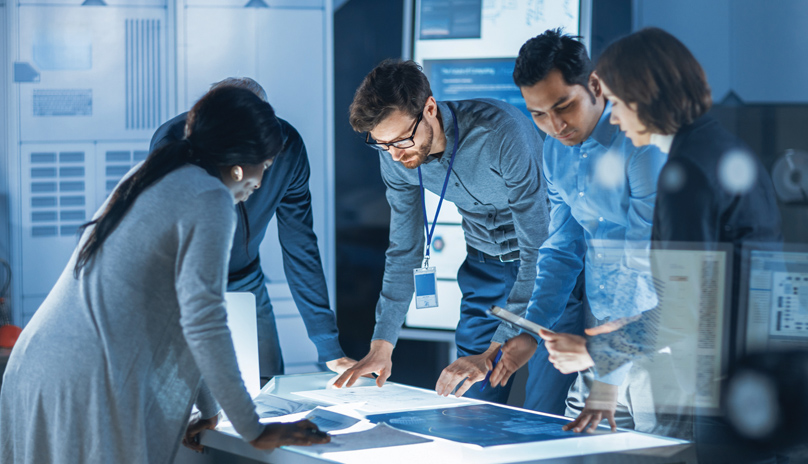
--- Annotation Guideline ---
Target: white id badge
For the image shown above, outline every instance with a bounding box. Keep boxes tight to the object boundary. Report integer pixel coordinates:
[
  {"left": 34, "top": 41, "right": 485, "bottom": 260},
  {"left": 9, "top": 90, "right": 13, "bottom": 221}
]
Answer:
[{"left": 413, "top": 267, "right": 438, "bottom": 309}]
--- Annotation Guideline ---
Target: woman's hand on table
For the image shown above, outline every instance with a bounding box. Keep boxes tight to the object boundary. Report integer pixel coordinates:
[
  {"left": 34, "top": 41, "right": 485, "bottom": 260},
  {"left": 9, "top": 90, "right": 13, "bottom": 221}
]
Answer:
[{"left": 250, "top": 419, "right": 330, "bottom": 450}]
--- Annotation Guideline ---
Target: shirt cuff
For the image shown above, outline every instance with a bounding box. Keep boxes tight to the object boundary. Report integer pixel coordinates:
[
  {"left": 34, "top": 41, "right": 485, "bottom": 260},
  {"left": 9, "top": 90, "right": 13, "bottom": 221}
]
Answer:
[
  {"left": 371, "top": 321, "right": 401, "bottom": 347},
  {"left": 195, "top": 380, "right": 220, "bottom": 419},
  {"left": 315, "top": 336, "right": 346, "bottom": 363}
]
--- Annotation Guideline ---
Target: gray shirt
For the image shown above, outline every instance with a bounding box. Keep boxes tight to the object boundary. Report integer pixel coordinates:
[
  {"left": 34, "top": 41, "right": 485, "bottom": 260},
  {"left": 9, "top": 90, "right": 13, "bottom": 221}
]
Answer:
[
  {"left": 372, "top": 99, "right": 549, "bottom": 345},
  {"left": 0, "top": 165, "right": 262, "bottom": 464}
]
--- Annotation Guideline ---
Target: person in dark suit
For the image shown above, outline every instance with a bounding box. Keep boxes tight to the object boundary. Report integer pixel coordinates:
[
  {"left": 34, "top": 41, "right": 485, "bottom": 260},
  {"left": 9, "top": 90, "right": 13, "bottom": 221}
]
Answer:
[{"left": 151, "top": 78, "right": 355, "bottom": 385}]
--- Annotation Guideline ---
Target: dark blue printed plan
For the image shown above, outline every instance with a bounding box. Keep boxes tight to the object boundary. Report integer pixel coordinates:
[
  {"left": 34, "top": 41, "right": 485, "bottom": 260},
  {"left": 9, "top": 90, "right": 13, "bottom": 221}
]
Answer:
[{"left": 367, "top": 404, "right": 613, "bottom": 447}]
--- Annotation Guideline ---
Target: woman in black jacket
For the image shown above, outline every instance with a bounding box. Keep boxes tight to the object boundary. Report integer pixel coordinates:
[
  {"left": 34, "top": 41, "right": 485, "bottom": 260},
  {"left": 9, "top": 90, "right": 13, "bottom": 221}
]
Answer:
[
  {"left": 592, "top": 27, "right": 784, "bottom": 463},
  {"left": 596, "top": 27, "right": 781, "bottom": 250}
]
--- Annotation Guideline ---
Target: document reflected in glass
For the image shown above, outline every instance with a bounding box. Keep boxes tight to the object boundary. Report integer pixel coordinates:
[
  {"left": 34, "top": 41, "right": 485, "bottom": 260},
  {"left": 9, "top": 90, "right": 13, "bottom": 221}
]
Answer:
[{"left": 640, "top": 247, "right": 730, "bottom": 414}]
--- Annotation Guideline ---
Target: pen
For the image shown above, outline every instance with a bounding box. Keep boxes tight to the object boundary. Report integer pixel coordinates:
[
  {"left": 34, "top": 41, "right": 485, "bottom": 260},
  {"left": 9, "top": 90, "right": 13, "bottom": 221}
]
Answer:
[{"left": 479, "top": 348, "right": 503, "bottom": 392}]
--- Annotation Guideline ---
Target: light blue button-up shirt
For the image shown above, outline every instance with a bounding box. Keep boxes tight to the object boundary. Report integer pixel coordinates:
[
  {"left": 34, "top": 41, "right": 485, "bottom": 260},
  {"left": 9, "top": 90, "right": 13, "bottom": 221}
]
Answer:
[{"left": 524, "top": 103, "right": 667, "bottom": 384}]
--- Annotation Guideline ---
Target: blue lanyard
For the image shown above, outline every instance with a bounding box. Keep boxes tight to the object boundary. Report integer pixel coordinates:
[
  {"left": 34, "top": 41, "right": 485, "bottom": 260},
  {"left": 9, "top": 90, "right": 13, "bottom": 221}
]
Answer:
[{"left": 418, "top": 107, "right": 459, "bottom": 267}]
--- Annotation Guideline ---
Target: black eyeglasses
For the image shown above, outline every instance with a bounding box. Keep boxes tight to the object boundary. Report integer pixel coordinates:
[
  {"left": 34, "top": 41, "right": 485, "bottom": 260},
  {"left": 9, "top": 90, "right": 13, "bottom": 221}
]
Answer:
[{"left": 365, "top": 112, "right": 423, "bottom": 151}]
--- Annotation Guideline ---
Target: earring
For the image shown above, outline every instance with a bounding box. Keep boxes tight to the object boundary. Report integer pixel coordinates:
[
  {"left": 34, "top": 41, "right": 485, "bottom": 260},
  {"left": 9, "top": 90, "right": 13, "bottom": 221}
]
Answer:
[{"left": 231, "top": 166, "right": 243, "bottom": 182}]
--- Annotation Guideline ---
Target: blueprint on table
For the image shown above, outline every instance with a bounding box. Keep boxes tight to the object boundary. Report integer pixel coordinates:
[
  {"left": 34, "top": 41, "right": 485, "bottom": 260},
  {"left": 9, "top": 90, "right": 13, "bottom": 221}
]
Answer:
[{"left": 367, "top": 404, "right": 614, "bottom": 447}]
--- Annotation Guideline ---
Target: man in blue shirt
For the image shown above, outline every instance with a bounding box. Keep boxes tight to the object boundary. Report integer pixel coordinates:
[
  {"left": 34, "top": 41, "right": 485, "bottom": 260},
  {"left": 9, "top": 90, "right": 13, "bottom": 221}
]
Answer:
[
  {"left": 487, "top": 30, "right": 667, "bottom": 432},
  {"left": 150, "top": 78, "right": 354, "bottom": 384},
  {"left": 333, "top": 59, "right": 561, "bottom": 406}
]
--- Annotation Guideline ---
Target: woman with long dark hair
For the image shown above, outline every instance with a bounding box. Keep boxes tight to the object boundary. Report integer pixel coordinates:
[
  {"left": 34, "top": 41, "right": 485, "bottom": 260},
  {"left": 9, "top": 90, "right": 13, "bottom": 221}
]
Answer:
[{"left": 0, "top": 86, "right": 329, "bottom": 464}]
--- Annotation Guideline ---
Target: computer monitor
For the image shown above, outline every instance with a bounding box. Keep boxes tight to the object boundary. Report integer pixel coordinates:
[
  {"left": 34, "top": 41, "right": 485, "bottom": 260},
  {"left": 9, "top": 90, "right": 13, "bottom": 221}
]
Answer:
[
  {"left": 739, "top": 243, "right": 808, "bottom": 356},
  {"left": 224, "top": 292, "right": 260, "bottom": 399}
]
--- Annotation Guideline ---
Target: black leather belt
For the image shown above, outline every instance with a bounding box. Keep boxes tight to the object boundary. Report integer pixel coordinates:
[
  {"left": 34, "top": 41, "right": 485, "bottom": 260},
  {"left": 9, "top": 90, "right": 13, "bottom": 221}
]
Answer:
[{"left": 467, "top": 245, "right": 520, "bottom": 263}]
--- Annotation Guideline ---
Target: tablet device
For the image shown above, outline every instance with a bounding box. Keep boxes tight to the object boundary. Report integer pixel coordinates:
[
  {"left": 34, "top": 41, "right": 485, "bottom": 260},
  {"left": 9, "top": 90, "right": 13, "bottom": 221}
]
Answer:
[{"left": 488, "top": 305, "right": 555, "bottom": 336}]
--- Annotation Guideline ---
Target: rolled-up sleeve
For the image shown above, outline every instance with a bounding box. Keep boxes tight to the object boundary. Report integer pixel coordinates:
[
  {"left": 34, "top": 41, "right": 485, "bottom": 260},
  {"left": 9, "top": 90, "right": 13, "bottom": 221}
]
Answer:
[{"left": 524, "top": 167, "right": 587, "bottom": 333}]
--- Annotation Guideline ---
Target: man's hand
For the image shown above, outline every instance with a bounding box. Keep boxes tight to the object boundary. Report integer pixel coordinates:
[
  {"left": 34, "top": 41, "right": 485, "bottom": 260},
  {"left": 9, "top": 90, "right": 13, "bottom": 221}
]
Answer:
[
  {"left": 182, "top": 413, "right": 218, "bottom": 452},
  {"left": 332, "top": 340, "right": 394, "bottom": 388},
  {"left": 489, "top": 333, "right": 537, "bottom": 388},
  {"left": 250, "top": 419, "right": 331, "bottom": 450},
  {"left": 539, "top": 330, "right": 594, "bottom": 374},
  {"left": 435, "top": 343, "right": 500, "bottom": 397},
  {"left": 325, "top": 356, "right": 358, "bottom": 375},
  {"left": 562, "top": 381, "right": 618, "bottom": 433}
]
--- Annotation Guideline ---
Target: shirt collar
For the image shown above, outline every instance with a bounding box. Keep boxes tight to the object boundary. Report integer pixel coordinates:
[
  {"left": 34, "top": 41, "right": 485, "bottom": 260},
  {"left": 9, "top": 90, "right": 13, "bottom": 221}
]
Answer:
[
  {"left": 586, "top": 101, "right": 619, "bottom": 148},
  {"left": 650, "top": 133, "right": 675, "bottom": 154}
]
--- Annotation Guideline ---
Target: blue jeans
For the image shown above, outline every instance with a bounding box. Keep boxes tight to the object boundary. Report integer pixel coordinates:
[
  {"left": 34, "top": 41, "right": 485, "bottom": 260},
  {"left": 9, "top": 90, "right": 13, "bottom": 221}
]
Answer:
[
  {"left": 227, "top": 268, "right": 284, "bottom": 382},
  {"left": 455, "top": 250, "right": 584, "bottom": 411},
  {"left": 454, "top": 250, "right": 520, "bottom": 404}
]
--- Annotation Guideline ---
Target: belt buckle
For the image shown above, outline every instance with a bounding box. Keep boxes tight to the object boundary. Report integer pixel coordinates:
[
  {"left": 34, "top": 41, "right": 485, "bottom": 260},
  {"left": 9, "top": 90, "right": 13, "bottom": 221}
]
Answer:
[{"left": 498, "top": 251, "right": 519, "bottom": 263}]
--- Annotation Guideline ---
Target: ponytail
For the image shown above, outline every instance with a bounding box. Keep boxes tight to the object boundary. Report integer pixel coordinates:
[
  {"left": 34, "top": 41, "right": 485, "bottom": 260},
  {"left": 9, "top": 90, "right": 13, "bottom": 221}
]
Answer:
[{"left": 72, "top": 86, "right": 282, "bottom": 278}]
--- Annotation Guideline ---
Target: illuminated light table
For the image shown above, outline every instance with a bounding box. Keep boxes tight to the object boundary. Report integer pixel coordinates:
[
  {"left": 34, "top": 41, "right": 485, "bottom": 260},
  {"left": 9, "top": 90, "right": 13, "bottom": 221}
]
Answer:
[{"left": 189, "top": 372, "right": 695, "bottom": 464}]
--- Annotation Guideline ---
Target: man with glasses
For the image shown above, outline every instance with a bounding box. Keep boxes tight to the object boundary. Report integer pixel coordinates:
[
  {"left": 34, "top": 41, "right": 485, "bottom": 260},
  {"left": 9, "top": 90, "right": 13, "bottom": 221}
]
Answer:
[{"left": 334, "top": 59, "right": 568, "bottom": 407}]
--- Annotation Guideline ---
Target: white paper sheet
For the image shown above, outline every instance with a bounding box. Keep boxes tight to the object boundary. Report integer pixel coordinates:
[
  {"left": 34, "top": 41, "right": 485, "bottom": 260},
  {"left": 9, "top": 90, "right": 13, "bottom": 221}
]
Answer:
[
  {"left": 305, "top": 407, "right": 362, "bottom": 432},
  {"left": 293, "top": 384, "right": 472, "bottom": 413},
  {"left": 253, "top": 393, "right": 309, "bottom": 419},
  {"left": 288, "top": 423, "right": 432, "bottom": 455}
]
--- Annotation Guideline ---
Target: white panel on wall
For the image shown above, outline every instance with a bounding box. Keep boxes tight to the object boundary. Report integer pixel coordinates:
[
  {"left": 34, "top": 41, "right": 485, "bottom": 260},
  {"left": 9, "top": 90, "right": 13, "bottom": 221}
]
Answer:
[
  {"left": 428, "top": 224, "right": 465, "bottom": 279},
  {"left": 256, "top": 8, "right": 328, "bottom": 279},
  {"left": 424, "top": 188, "right": 462, "bottom": 224},
  {"left": 21, "top": 295, "right": 45, "bottom": 327},
  {"left": 17, "top": 5, "right": 169, "bottom": 142},
  {"left": 0, "top": 1, "right": 8, "bottom": 267},
  {"left": 93, "top": 142, "right": 150, "bottom": 207},
  {"left": 634, "top": 0, "right": 731, "bottom": 103},
  {"left": 183, "top": 3, "right": 332, "bottom": 371},
  {"left": 182, "top": 7, "right": 258, "bottom": 108},
  {"left": 19, "top": 143, "right": 98, "bottom": 296}
]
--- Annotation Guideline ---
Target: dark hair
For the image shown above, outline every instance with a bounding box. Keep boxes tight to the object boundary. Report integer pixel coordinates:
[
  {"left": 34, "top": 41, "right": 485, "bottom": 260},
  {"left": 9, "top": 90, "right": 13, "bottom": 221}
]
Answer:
[
  {"left": 73, "top": 86, "right": 283, "bottom": 277},
  {"left": 349, "top": 59, "right": 432, "bottom": 133},
  {"left": 595, "top": 27, "right": 712, "bottom": 135},
  {"left": 513, "top": 28, "right": 594, "bottom": 99}
]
